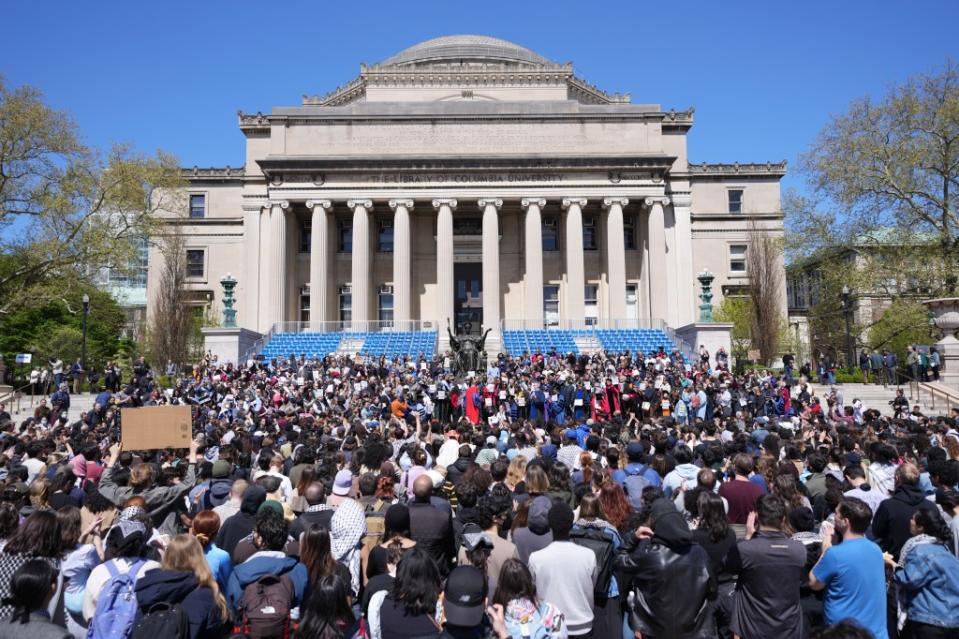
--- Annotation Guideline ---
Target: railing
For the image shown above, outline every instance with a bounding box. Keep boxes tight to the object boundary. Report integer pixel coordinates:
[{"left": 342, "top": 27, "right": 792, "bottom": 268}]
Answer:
[
  {"left": 0, "top": 381, "right": 38, "bottom": 416},
  {"left": 241, "top": 326, "right": 274, "bottom": 363},
  {"left": 500, "top": 318, "right": 668, "bottom": 332},
  {"left": 901, "top": 370, "right": 959, "bottom": 413},
  {"left": 269, "top": 320, "right": 438, "bottom": 334}
]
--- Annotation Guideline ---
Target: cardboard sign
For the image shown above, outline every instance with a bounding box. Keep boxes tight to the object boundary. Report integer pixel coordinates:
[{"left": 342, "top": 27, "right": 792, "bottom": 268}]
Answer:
[{"left": 121, "top": 405, "right": 192, "bottom": 450}]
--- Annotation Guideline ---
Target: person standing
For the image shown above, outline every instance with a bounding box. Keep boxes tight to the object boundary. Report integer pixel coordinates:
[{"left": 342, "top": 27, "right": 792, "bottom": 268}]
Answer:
[
  {"left": 726, "top": 494, "right": 807, "bottom": 639},
  {"left": 718, "top": 454, "right": 764, "bottom": 538},
  {"left": 529, "top": 502, "right": 596, "bottom": 638},
  {"left": 870, "top": 350, "right": 885, "bottom": 386},
  {"left": 809, "top": 497, "right": 888, "bottom": 639}
]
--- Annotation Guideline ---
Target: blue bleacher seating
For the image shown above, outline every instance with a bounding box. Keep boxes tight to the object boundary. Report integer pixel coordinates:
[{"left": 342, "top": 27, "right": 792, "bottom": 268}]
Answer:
[
  {"left": 500, "top": 328, "right": 674, "bottom": 356},
  {"left": 259, "top": 330, "right": 437, "bottom": 360}
]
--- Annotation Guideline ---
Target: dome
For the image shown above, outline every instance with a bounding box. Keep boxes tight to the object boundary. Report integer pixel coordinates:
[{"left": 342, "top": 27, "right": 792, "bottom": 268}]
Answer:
[{"left": 378, "top": 35, "right": 554, "bottom": 67}]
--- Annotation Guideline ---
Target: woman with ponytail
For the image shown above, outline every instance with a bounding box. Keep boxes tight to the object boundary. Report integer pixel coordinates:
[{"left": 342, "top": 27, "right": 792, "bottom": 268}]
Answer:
[
  {"left": 190, "top": 509, "right": 232, "bottom": 592},
  {"left": 0, "top": 559, "right": 70, "bottom": 639}
]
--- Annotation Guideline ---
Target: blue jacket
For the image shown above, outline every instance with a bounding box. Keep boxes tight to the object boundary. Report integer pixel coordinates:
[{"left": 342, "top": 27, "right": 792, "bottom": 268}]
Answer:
[
  {"left": 226, "top": 553, "right": 309, "bottom": 616},
  {"left": 894, "top": 542, "right": 959, "bottom": 629},
  {"left": 612, "top": 462, "right": 663, "bottom": 488}
]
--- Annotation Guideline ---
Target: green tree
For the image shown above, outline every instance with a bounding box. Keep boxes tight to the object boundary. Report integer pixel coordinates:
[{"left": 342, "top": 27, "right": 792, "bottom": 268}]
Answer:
[
  {"left": 714, "top": 296, "right": 752, "bottom": 363},
  {"left": 0, "top": 76, "right": 183, "bottom": 314},
  {"left": 864, "top": 300, "right": 933, "bottom": 364}
]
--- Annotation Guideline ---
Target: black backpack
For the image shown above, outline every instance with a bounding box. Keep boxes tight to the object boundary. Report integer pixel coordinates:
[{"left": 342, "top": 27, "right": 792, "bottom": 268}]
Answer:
[
  {"left": 131, "top": 602, "right": 191, "bottom": 639},
  {"left": 569, "top": 525, "right": 614, "bottom": 605}
]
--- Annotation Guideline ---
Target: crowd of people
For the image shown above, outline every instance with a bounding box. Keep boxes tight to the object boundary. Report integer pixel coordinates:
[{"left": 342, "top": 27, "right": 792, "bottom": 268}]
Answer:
[{"left": 0, "top": 343, "right": 958, "bottom": 639}]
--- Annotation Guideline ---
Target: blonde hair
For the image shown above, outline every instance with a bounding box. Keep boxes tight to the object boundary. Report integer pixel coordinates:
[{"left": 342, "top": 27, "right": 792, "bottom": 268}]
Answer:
[
  {"left": 525, "top": 464, "right": 550, "bottom": 495},
  {"left": 29, "top": 479, "right": 49, "bottom": 509},
  {"left": 506, "top": 455, "right": 528, "bottom": 489},
  {"left": 163, "top": 534, "right": 228, "bottom": 620}
]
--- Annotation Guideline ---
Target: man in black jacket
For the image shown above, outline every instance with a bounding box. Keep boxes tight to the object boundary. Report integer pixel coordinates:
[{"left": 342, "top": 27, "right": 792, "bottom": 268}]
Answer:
[
  {"left": 872, "top": 462, "right": 938, "bottom": 560},
  {"left": 408, "top": 474, "right": 455, "bottom": 576},
  {"left": 289, "top": 481, "right": 335, "bottom": 539},
  {"left": 615, "top": 498, "right": 717, "bottom": 639},
  {"left": 725, "top": 494, "right": 807, "bottom": 639}
]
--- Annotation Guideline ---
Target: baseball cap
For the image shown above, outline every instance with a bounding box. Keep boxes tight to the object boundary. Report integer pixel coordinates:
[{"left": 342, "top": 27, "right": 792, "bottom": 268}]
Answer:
[
  {"left": 332, "top": 469, "right": 353, "bottom": 496},
  {"left": 443, "top": 566, "right": 486, "bottom": 627},
  {"left": 539, "top": 444, "right": 557, "bottom": 459},
  {"left": 626, "top": 442, "right": 645, "bottom": 458}
]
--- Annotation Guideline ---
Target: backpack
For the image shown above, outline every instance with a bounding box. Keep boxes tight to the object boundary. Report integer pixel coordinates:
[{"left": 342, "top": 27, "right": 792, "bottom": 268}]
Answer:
[
  {"left": 239, "top": 573, "right": 294, "bottom": 639},
  {"left": 503, "top": 601, "right": 566, "bottom": 639},
  {"left": 569, "top": 526, "right": 614, "bottom": 605},
  {"left": 623, "top": 466, "right": 652, "bottom": 510},
  {"left": 360, "top": 500, "right": 387, "bottom": 555},
  {"left": 130, "top": 602, "right": 190, "bottom": 639},
  {"left": 86, "top": 559, "right": 146, "bottom": 639}
]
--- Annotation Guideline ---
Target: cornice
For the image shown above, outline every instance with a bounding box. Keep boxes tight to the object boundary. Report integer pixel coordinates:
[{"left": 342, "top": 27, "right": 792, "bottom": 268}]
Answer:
[
  {"left": 660, "top": 108, "right": 695, "bottom": 129},
  {"left": 182, "top": 166, "right": 245, "bottom": 181},
  {"left": 685, "top": 161, "right": 787, "bottom": 177}
]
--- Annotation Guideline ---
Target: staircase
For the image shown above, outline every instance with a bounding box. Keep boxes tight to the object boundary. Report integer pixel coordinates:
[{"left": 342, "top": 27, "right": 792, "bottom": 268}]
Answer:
[{"left": 808, "top": 383, "right": 938, "bottom": 416}]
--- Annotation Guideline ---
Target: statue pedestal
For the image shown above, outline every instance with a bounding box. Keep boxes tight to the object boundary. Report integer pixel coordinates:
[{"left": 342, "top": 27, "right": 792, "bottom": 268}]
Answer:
[
  {"left": 201, "top": 327, "right": 262, "bottom": 364},
  {"left": 923, "top": 298, "right": 959, "bottom": 391},
  {"left": 675, "top": 322, "right": 734, "bottom": 362}
]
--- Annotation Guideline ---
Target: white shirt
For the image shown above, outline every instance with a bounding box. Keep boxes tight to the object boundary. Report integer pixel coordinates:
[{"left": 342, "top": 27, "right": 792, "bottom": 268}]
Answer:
[{"left": 529, "top": 541, "right": 596, "bottom": 636}]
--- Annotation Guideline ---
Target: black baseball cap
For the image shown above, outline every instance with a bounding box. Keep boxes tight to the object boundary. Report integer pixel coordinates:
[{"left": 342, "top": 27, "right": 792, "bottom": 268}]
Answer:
[{"left": 443, "top": 566, "right": 486, "bottom": 627}]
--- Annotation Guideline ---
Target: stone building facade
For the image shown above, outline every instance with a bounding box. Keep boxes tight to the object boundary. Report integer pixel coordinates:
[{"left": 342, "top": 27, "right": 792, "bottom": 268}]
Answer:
[{"left": 149, "top": 35, "right": 787, "bottom": 349}]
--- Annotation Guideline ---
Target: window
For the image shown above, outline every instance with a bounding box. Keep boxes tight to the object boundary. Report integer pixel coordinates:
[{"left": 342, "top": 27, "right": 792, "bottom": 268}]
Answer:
[
  {"left": 189, "top": 194, "right": 206, "bottom": 219},
  {"left": 339, "top": 220, "right": 352, "bottom": 253},
  {"left": 378, "top": 285, "right": 394, "bottom": 323},
  {"left": 624, "top": 215, "right": 636, "bottom": 250},
  {"left": 544, "top": 285, "right": 560, "bottom": 326},
  {"left": 626, "top": 284, "right": 638, "bottom": 321},
  {"left": 378, "top": 220, "right": 394, "bottom": 253},
  {"left": 300, "top": 220, "right": 311, "bottom": 253},
  {"left": 300, "top": 289, "right": 310, "bottom": 322},
  {"left": 585, "top": 285, "right": 598, "bottom": 326},
  {"left": 339, "top": 285, "right": 352, "bottom": 322},
  {"left": 583, "top": 216, "right": 597, "bottom": 250},
  {"left": 729, "top": 244, "right": 747, "bottom": 273},
  {"left": 542, "top": 216, "right": 559, "bottom": 251},
  {"left": 186, "top": 249, "right": 204, "bottom": 278},
  {"left": 728, "top": 189, "right": 744, "bottom": 214}
]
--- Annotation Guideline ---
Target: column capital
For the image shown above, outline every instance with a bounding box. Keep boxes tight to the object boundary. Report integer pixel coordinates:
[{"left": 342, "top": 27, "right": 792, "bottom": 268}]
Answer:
[
  {"left": 477, "top": 198, "right": 503, "bottom": 210},
  {"left": 388, "top": 199, "right": 414, "bottom": 210},
  {"left": 602, "top": 197, "right": 629, "bottom": 209},
  {"left": 268, "top": 199, "right": 289, "bottom": 210},
  {"left": 643, "top": 196, "right": 671, "bottom": 208},
  {"left": 432, "top": 198, "right": 457, "bottom": 210},
  {"left": 521, "top": 197, "right": 546, "bottom": 209},
  {"left": 347, "top": 199, "right": 373, "bottom": 210},
  {"left": 562, "top": 197, "right": 587, "bottom": 209},
  {"left": 305, "top": 199, "right": 332, "bottom": 211}
]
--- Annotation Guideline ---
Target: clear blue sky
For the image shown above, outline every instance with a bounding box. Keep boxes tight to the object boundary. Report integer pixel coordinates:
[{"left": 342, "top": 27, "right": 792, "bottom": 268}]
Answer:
[{"left": 4, "top": 0, "right": 958, "bottom": 194}]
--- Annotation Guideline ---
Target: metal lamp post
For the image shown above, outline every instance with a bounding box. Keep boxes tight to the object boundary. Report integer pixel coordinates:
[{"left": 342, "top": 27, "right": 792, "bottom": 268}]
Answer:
[
  {"left": 841, "top": 286, "right": 854, "bottom": 370},
  {"left": 81, "top": 294, "right": 90, "bottom": 387}
]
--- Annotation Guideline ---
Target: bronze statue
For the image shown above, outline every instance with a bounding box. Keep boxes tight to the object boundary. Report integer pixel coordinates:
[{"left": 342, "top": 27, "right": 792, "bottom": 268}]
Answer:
[{"left": 447, "top": 319, "right": 492, "bottom": 376}]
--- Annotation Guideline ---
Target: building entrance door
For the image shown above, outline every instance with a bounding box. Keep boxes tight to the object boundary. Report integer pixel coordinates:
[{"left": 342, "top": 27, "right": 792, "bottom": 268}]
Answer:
[{"left": 454, "top": 263, "right": 483, "bottom": 335}]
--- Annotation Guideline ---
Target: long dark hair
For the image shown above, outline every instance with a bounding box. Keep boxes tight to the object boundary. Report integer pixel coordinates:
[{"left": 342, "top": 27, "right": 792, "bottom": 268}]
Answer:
[
  {"left": 4, "top": 510, "right": 61, "bottom": 557},
  {"left": 293, "top": 573, "right": 355, "bottom": 639},
  {"left": 389, "top": 546, "right": 441, "bottom": 616},
  {"left": 913, "top": 508, "right": 954, "bottom": 546},
  {"left": 300, "top": 524, "right": 339, "bottom": 587},
  {"left": 696, "top": 492, "right": 730, "bottom": 544},
  {"left": 3, "top": 559, "right": 56, "bottom": 623},
  {"left": 492, "top": 558, "right": 537, "bottom": 608}
]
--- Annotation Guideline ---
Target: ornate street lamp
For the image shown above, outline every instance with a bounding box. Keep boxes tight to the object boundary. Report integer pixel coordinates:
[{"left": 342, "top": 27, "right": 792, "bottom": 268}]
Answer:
[
  {"left": 841, "top": 286, "right": 854, "bottom": 370},
  {"left": 220, "top": 273, "right": 238, "bottom": 328},
  {"left": 697, "top": 269, "right": 715, "bottom": 322},
  {"left": 81, "top": 294, "right": 90, "bottom": 383}
]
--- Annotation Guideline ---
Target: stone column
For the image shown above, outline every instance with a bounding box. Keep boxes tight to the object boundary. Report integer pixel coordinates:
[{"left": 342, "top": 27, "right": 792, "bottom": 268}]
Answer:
[
  {"left": 242, "top": 206, "right": 261, "bottom": 330},
  {"left": 347, "top": 199, "right": 372, "bottom": 327},
  {"left": 268, "top": 200, "right": 289, "bottom": 329},
  {"left": 306, "top": 200, "right": 331, "bottom": 330},
  {"left": 522, "top": 198, "right": 545, "bottom": 328},
  {"left": 645, "top": 196, "right": 671, "bottom": 326},
  {"left": 563, "top": 198, "right": 587, "bottom": 327},
  {"left": 603, "top": 197, "right": 629, "bottom": 322},
  {"left": 479, "top": 199, "right": 502, "bottom": 335},
  {"left": 671, "top": 192, "right": 695, "bottom": 325},
  {"left": 258, "top": 205, "right": 271, "bottom": 332},
  {"left": 433, "top": 199, "right": 457, "bottom": 330},
  {"left": 389, "top": 199, "right": 414, "bottom": 326}
]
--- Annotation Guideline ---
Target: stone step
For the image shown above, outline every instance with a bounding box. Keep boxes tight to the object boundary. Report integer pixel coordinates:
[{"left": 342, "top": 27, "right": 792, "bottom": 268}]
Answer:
[{"left": 808, "top": 383, "right": 937, "bottom": 416}]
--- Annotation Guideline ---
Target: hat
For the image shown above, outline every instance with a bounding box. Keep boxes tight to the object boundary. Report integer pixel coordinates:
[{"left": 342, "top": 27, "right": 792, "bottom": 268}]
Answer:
[
  {"left": 626, "top": 442, "right": 645, "bottom": 459},
  {"left": 443, "top": 566, "right": 487, "bottom": 627},
  {"left": 384, "top": 504, "right": 410, "bottom": 536},
  {"left": 564, "top": 429, "right": 578, "bottom": 440},
  {"left": 485, "top": 436, "right": 497, "bottom": 446},
  {"left": 844, "top": 451, "right": 862, "bottom": 466},
  {"left": 461, "top": 523, "right": 495, "bottom": 553},
  {"left": 332, "top": 469, "right": 353, "bottom": 496},
  {"left": 211, "top": 460, "right": 231, "bottom": 479},
  {"left": 258, "top": 500, "right": 284, "bottom": 516},
  {"left": 539, "top": 444, "right": 557, "bottom": 460}
]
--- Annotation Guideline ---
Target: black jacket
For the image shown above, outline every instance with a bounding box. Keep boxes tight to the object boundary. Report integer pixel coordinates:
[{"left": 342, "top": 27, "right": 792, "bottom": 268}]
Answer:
[
  {"left": 872, "top": 484, "right": 938, "bottom": 560},
  {"left": 289, "top": 508, "right": 334, "bottom": 540},
  {"left": 135, "top": 569, "right": 228, "bottom": 639},
  {"left": 615, "top": 537, "right": 717, "bottom": 639},
  {"left": 724, "top": 531, "right": 807, "bottom": 639},
  {"left": 408, "top": 500, "right": 455, "bottom": 575}
]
